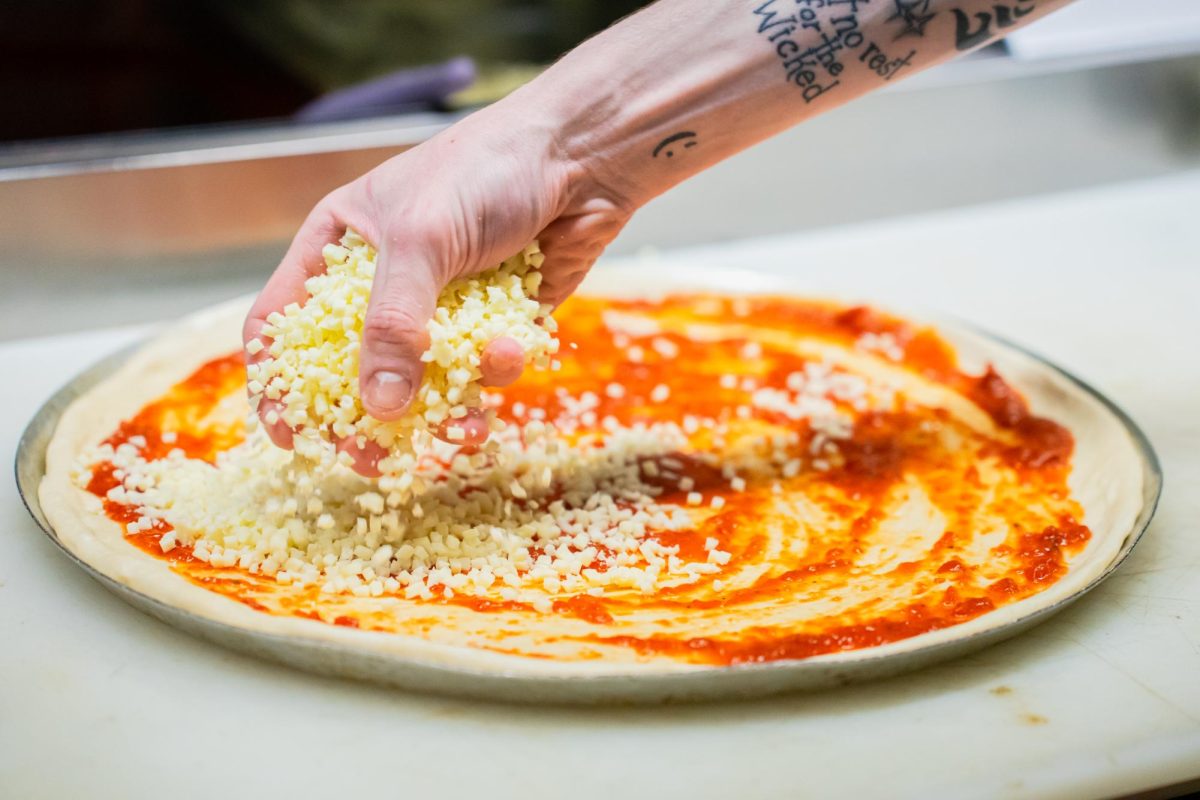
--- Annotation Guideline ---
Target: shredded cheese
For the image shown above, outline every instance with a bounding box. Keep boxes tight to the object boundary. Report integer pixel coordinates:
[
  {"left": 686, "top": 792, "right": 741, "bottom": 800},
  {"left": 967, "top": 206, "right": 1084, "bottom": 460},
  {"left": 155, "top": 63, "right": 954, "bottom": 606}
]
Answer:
[
  {"left": 86, "top": 416, "right": 721, "bottom": 600},
  {"left": 246, "top": 230, "right": 558, "bottom": 467},
  {"left": 71, "top": 297, "right": 912, "bottom": 606}
]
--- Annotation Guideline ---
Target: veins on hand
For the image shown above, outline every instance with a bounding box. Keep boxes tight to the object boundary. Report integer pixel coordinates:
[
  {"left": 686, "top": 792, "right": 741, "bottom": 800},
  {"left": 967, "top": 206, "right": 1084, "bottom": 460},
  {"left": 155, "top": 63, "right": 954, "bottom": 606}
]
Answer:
[
  {"left": 652, "top": 131, "right": 698, "bottom": 159},
  {"left": 888, "top": 0, "right": 935, "bottom": 39}
]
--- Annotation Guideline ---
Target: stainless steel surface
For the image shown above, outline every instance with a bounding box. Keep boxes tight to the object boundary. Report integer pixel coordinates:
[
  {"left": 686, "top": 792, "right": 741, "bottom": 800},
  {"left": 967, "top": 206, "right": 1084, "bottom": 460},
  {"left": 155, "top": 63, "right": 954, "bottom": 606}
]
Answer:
[
  {"left": 4, "top": 55, "right": 1199, "bottom": 343},
  {"left": 1, "top": 33, "right": 1195, "bottom": 177},
  {"left": 15, "top": 308, "right": 1162, "bottom": 705},
  {"left": 0, "top": 113, "right": 457, "bottom": 178}
]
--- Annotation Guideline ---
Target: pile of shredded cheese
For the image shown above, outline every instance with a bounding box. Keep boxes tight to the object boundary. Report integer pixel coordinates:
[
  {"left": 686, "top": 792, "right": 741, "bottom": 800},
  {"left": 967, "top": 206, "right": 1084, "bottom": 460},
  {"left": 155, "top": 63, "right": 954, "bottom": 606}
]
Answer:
[
  {"left": 246, "top": 230, "right": 559, "bottom": 470},
  {"left": 87, "top": 417, "right": 720, "bottom": 602},
  {"left": 74, "top": 291, "right": 910, "bottom": 604}
]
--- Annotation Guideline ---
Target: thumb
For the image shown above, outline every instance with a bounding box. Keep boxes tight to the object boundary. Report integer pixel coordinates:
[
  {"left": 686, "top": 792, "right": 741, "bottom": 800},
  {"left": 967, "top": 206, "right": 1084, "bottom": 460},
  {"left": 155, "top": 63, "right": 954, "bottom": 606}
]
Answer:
[{"left": 359, "top": 244, "right": 445, "bottom": 421}]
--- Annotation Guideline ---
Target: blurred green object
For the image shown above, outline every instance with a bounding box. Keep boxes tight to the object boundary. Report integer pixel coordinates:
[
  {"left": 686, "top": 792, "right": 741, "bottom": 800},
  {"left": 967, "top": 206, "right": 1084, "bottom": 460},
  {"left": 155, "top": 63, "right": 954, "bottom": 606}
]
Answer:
[
  {"left": 212, "top": 0, "right": 648, "bottom": 93},
  {"left": 448, "top": 63, "right": 547, "bottom": 107}
]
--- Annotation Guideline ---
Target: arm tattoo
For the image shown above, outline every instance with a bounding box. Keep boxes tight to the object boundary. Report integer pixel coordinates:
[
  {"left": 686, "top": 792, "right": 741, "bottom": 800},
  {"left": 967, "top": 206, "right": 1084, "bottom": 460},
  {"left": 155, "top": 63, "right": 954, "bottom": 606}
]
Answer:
[
  {"left": 652, "top": 131, "right": 699, "bottom": 158},
  {"left": 952, "top": 0, "right": 1036, "bottom": 51},
  {"left": 752, "top": 0, "right": 916, "bottom": 104},
  {"left": 888, "top": 0, "right": 935, "bottom": 39}
]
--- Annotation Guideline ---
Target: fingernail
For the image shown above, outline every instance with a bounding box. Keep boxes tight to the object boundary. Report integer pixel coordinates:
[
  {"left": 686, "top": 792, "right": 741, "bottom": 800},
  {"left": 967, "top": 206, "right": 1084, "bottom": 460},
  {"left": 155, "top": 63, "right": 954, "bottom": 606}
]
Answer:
[{"left": 366, "top": 371, "right": 413, "bottom": 414}]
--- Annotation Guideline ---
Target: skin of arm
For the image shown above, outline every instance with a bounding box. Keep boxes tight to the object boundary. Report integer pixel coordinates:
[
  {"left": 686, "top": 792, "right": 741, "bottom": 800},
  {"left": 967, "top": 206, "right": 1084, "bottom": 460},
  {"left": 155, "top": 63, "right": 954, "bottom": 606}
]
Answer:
[{"left": 244, "top": 0, "right": 1075, "bottom": 474}]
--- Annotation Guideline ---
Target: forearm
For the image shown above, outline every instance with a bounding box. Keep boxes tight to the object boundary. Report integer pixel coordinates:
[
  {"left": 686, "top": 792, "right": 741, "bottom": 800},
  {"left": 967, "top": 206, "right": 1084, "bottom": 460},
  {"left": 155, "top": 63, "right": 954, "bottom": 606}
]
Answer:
[
  {"left": 515, "top": 0, "right": 1074, "bottom": 208},
  {"left": 253, "top": 0, "right": 1078, "bottom": 447}
]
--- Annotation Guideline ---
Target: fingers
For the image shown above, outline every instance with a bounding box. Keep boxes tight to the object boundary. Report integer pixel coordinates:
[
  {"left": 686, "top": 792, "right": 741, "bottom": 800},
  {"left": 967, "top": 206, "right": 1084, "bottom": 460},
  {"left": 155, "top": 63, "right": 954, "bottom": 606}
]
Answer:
[
  {"left": 337, "top": 437, "right": 386, "bottom": 478},
  {"left": 244, "top": 196, "right": 351, "bottom": 450},
  {"left": 243, "top": 199, "right": 346, "bottom": 353},
  {"left": 480, "top": 336, "right": 525, "bottom": 387},
  {"left": 534, "top": 200, "right": 629, "bottom": 308},
  {"left": 538, "top": 266, "right": 592, "bottom": 310},
  {"left": 436, "top": 409, "right": 491, "bottom": 448},
  {"left": 359, "top": 242, "right": 443, "bottom": 421},
  {"left": 256, "top": 399, "right": 295, "bottom": 449},
  {"left": 342, "top": 413, "right": 486, "bottom": 477}
]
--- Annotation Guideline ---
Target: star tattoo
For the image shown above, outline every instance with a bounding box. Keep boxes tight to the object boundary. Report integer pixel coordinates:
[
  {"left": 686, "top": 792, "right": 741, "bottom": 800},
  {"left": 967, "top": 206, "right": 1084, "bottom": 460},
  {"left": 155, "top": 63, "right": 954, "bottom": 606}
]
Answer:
[{"left": 888, "top": 0, "right": 936, "bottom": 39}]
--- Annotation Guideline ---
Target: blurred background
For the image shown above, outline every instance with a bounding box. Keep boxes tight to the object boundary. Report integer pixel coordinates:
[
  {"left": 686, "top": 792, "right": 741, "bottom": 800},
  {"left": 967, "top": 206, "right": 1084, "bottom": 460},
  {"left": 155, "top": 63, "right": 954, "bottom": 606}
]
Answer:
[{"left": 3, "top": 0, "right": 1200, "bottom": 340}]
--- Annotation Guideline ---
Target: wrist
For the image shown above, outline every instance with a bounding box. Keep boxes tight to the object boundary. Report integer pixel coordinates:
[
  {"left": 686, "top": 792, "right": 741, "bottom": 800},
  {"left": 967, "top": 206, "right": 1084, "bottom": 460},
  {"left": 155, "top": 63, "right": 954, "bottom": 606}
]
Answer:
[
  {"left": 509, "top": 0, "right": 764, "bottom": 213},
  {"left": 507, "top": 42, "right": 649, "bottom": 215}
]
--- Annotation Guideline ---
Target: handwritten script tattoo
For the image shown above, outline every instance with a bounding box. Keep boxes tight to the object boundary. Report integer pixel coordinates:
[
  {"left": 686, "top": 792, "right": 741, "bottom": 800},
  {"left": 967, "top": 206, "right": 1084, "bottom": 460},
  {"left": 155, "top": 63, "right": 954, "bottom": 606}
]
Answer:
[
  {"left": 753, "top": 0, "right": 886, "bottom": 104},
  {"left": 859, "top": 41, "right": 915, "bottom": 79},
  {"left": 952, "top": 0, "right": 1035, "bottom": 51},
  {"left": 888, "top": 0, "right": 935, "bottom": 39},
  {"left": 652, "top": 131, "right": 698, "bottom": 158}
]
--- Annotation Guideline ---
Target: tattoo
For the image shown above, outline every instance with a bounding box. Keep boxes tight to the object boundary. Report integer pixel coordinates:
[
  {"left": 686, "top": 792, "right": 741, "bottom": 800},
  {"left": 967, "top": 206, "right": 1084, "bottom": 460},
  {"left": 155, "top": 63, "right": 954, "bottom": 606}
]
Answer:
[
  {"left": 888, "top": 0, "right": 935, "bottom": 39},
  {"left": 952, "top": 0, "right": 1035, "bottom": 51},
  {"left": 859, "top": 41, "right": 916, "bottom": 80},
  {"left": 652, "top": 131, "right": 698, "bottom": 158},
  {"left": 751, "top": 0, "right": 872, "bottom": 105}
]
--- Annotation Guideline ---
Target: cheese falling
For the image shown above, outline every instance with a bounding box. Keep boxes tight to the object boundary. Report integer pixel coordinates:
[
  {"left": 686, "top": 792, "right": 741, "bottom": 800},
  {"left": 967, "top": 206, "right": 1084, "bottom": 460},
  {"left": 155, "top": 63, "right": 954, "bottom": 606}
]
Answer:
[
  {"left": 70, "top": 292, "right": 921, "bottom": 604},
  {"left": 246, "top": 230, "right": 559, "bottom": 468}
]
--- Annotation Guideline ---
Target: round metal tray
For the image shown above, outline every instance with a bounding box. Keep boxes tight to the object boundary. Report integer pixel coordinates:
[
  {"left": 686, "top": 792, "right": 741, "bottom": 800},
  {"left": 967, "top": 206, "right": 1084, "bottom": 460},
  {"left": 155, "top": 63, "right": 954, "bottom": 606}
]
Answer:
[{"left": 15, "top": 285, "right": 1162, "bottom": 705}]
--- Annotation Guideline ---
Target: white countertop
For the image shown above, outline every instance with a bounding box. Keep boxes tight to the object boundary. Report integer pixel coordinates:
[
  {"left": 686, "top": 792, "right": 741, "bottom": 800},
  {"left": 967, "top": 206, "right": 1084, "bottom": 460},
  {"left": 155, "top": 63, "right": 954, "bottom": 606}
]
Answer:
[{"left": 3, "top": 172, "right": 1198, "bottom": 800}]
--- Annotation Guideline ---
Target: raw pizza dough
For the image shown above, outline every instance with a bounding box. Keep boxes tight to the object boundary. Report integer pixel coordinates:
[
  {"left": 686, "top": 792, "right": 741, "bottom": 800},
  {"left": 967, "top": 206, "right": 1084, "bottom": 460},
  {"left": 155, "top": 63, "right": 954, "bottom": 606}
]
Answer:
[{"left": 39, "top": 266, "right": 1147, "bottom": 678}]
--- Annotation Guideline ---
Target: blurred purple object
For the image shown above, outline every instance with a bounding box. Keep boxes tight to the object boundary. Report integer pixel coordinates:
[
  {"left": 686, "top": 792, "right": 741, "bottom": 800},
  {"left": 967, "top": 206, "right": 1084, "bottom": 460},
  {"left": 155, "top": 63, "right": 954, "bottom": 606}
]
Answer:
[{"left": 295, "top": 57, "right": 476, "bottom": 122}]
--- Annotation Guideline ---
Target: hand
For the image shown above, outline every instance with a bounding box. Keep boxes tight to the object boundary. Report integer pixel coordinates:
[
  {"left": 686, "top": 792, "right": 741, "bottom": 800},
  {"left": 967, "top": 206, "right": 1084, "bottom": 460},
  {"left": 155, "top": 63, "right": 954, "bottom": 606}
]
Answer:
[{"left": 242, "top": 97, "right": 634, "bottom": 475}]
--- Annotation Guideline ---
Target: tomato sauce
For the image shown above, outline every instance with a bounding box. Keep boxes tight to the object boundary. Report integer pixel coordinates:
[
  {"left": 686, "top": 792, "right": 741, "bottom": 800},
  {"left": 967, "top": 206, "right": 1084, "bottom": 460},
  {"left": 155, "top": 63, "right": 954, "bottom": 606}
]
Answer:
[{"left": 83, "top": 295, "right": 1091, "bottom": 666}]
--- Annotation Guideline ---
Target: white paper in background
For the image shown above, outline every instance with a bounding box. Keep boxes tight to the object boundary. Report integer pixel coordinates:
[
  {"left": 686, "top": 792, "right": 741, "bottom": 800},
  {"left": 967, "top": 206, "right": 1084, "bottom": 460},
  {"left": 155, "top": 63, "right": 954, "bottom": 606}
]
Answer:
[{"left": 1004, "top": 0, "right": 1200, "bottom": 62}]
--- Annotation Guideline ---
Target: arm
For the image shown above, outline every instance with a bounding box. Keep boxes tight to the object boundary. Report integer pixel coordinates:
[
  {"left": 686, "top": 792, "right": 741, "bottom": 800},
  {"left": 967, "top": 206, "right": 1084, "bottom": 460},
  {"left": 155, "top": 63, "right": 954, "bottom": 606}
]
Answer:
[
  {"left": 539, "top": 0, "right": 1071, "bottom": 209},
  {"left": 245, "top": 0, "right": 1073, "bottom": 469}
]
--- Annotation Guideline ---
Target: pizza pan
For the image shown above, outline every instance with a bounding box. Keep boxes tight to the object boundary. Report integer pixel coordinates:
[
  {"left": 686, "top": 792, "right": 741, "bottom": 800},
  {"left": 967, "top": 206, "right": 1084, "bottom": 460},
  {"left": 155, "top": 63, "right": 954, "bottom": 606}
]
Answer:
[{"left": 15, "top": 268, "right": 1162, "bottom": 705}]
